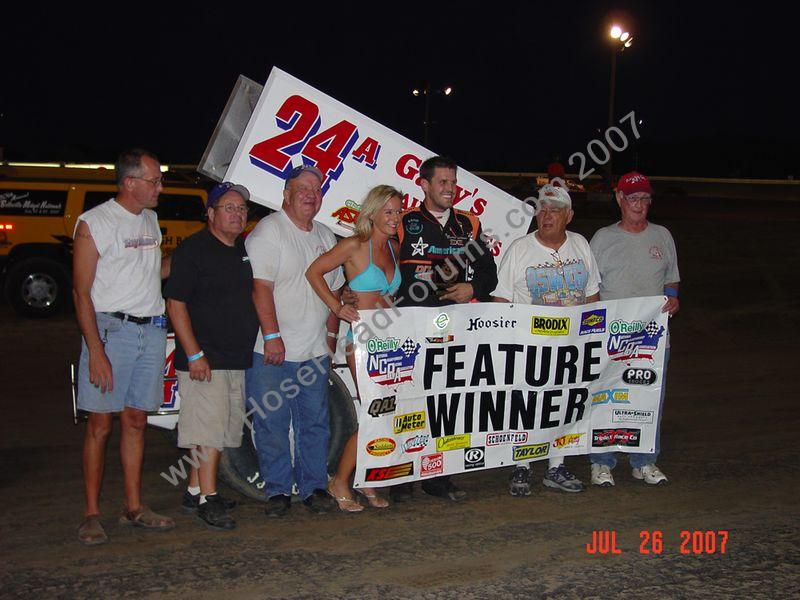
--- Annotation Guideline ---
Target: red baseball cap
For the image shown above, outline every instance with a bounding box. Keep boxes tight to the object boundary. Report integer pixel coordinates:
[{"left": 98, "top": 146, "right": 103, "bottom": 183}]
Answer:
[{"left": 616, "top": 171, "right": 653, "bottom": 195}]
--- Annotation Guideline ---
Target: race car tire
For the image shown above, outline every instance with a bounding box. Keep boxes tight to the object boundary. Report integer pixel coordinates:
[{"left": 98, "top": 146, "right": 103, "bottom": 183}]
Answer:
[{"left": 5, "top": 258, "right": 70, "bottom": 318}]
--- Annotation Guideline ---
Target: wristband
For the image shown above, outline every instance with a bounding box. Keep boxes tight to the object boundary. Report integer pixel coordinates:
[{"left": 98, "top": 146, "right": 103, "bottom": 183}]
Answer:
[
  {"left": 663, "top": 287, "right": 679, "bottom": 298},
  {"left": 187, "top": 350, "right": 204, "bottom": 362},
  {"left": 327, "top": 331, "right": 338, "bottom": 339},
  {"left": 263, "top": 332, "right": 281, "bottom": 341}
]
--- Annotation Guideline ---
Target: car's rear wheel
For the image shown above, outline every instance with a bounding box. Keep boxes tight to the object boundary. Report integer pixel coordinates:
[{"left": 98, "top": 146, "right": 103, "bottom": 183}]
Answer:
[{"left": 5, "top": 258, "right": 70, "bottom": 318}]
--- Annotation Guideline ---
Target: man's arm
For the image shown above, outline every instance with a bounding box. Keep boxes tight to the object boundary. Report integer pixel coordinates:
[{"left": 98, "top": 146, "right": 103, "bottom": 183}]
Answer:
[
  {"left": 663, "top": 283, "right": 680, "bottom": 316},
  {"left": 161, "top": 254, "right": 171, "bottom": 279},
  {"left": 166, "top": 299, "right": 211, "bottom": 381},
  {"left": 462, "top": 221, "right": 499, "bottom": 302},
  {"left": 72, "top": 220, "right": 113, "bottom": 393},
  {"left": 586, "top": 293, "right": 600, "bottom": 303},
  {"left": 252, "top": 279, "right": 285, "bottom": 365}
]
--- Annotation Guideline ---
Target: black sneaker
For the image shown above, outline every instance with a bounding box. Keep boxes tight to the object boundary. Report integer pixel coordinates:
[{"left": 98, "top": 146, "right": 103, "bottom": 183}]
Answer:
[
  {"left": 302, "top": 489, "right": 333, "bottom": 514},
  {"left": 509, "top": 466, "right": 532, "bottom": 497},
  {"left": 196, "top": 494, "right": 236, "bottom": 531},
  {"left": 182, "top": 491, "right": 237, "bottom": 514},
  {"left": 264, "top": 494, "right": 291, "bottom": 518},
  {"left": 421, "top": 479, "right": 467, "bottom": 502},
  {"left": 389, "top": 482, "right": 413, "bottom": 503}
]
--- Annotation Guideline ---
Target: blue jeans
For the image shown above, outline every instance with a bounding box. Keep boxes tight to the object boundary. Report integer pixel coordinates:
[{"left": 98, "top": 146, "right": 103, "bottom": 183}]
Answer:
[
  {"left": 245, "top": 353, "right": 330, "bottom": 500},
  {"left": 591, "top": 349, "right": 670, "bottom": 470}
]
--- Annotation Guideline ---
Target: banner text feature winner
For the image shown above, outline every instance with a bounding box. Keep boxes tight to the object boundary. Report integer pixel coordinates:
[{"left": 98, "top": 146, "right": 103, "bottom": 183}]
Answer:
[
  {"left": 351, "top": 297, "right": 668, "bottom": 487},
  {"left": 224, "top": 67, "right": 531, "bottom": 260}
]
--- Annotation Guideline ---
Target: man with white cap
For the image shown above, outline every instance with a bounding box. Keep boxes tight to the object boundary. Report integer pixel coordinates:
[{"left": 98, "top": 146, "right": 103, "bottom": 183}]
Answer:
[
  {"left": 588, "top": 171, "right": 679, "bottom": 487},
  {"left": 493, "top": 183, "right": 600, "bottom": 495}
]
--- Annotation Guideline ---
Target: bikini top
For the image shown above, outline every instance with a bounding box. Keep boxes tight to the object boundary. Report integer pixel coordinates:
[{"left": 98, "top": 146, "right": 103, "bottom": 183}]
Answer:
[{"left": 349, "top": 239, "right": 401, "bottom": 296}]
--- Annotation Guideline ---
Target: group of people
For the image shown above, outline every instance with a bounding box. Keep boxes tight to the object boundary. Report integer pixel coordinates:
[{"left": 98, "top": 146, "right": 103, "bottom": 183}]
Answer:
[{"left": 73, "top": 149, "right": 679, "bottom": 545}]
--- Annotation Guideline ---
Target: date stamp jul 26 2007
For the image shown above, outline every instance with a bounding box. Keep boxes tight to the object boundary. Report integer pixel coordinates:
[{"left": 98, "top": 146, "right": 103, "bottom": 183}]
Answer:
[{"left": 585, "top": 530, "right": 729, "bottom": 555}]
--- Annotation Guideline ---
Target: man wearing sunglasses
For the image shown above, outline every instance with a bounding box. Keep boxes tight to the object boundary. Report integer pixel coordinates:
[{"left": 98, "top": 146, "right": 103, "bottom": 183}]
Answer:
[
  {"left": 493, "top": 183, "right": 600, "bottom": 496},
  {"left": 588, "top": 172, "right": 679, "bottom": 488},
  {"left": 164, "top": 182, "right": 259, "bottom": 530}
]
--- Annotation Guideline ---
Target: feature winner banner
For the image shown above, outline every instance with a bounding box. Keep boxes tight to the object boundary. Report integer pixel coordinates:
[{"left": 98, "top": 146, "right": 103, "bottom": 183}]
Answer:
[
  {"left": 351, "top": 297, "right": 668, "bottom": 487},
  {"left": 223, "top": 67, "right": 530, "bottom": 260}
]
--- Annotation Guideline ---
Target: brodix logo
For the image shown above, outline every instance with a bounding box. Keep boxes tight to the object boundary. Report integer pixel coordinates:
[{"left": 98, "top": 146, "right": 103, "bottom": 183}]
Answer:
[{"left": 531, "top": 316, "right": 570, "bottom": 336}]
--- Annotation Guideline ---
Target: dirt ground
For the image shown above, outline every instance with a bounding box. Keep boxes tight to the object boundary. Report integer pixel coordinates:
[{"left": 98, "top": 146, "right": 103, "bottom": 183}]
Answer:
[{"left": 2, "top": 196, "right": 799, "bottom": 599}]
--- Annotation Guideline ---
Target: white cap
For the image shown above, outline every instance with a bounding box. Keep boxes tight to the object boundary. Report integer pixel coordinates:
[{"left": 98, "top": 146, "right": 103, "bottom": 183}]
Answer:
[{"left": 536, "top": 183, "right": 572, "bottom": 210}]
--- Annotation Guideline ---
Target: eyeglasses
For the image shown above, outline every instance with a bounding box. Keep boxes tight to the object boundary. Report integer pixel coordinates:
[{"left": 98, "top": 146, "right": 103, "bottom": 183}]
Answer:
[
  {"left": 212, "top": 203, "right": 249, "bottom": 215},
  {"left": 130, "top": 175, "right": 163, "bottom": 186},
  {"left": 622, "top": 194, "right": 651, "bottom": 205}
]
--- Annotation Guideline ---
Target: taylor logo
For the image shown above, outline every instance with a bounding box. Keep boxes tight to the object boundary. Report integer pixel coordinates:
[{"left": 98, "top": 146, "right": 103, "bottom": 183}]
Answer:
[
  {"left": 531, "top": 316, "right": 570, "bottom": 336},
  {"left": 365, "top": 438, "right": 396, "bottom": 457},
  {"left": 420, "top": 453, "right": 444, "bottom": 477},
  {"left": 402, "top": 434, "right": 430, "bottom": 453},
  {"left": 366, "top": 337, "right": 421, "bottom": 386},
  {"left": 393, "top": 411, "right": 426, "bottom": 434},
  {"left": 513, "top": 443, "right": 550, "bottom": 461},
  {"left": 552, "top": 433, "right": 584, "bottom": 449},
  {"left": 365, "top": 462, "right": 413, "bottom": 482},
  {"left": 464, "top": 447, "right": 485, "bottom": 469},
  {"left": 486, "top": 431, "right": 528, "bottom": 446},
  {"left": 435, "top": 434, "right": 471, "bottom": 452},
  {"left": 607, "top": 320, "right": 665, "bottom": 363},
  {"left": 592, "top": 428, "right": 641, "bottom": 447},
  {"left": 367, "top": 395, "right": 396, "bottom": 417},
  {"left": 579, "top": 309, "right": 606, "bottom": 335},
  {"left": 591, "top": 389, "right": 630, "bottom": 405}
]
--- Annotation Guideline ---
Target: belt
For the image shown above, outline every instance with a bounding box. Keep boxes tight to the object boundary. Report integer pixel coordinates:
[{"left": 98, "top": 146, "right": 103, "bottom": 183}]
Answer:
[{"left": 109, "top": 312, "right": 155, "bottom": 325}]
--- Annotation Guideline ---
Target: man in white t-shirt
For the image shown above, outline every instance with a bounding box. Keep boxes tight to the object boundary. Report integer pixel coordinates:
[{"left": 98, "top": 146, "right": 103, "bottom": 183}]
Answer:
[
  {"left": 73, "top": 149, "right": 173, "bottom": 545},
  {"left": 493, "top": 184, "right": 600, "bottom": 496},
  {"left": 244, "top": 165, "right": 343, "bottom": 517},
  {"left": 588, "top": 172, "right": 679, "bottom": 487}
]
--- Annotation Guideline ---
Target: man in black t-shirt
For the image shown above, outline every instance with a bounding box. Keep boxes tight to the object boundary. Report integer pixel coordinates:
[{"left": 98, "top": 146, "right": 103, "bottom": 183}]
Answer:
[{"left": 164, "top": 182, "right": 258, "bottom": 531}]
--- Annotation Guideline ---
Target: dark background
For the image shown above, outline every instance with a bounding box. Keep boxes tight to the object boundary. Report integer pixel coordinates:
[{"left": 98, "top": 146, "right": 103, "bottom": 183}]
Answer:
[{"left": 3, "top": 1, "right": 797, "bottom": 178}]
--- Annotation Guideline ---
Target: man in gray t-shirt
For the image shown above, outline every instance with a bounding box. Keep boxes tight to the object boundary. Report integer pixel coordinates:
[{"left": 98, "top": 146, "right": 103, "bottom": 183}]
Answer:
[{"left": 589, "top": 172, "right": 680, "bottom": 487}]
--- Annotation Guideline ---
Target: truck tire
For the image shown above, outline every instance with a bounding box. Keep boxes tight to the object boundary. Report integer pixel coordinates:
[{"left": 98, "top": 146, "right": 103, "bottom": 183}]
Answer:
[
  {"left": 5, "top": 258, "right": 70, "bottom": 318},
  {"left": 218, "top": 369, "right": 358, "bottom": 502}
]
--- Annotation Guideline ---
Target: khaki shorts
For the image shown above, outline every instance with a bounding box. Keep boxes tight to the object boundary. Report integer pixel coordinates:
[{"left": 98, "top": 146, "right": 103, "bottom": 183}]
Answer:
[{"left": 177, "top": 370, "right": 246, "bottom": 450}]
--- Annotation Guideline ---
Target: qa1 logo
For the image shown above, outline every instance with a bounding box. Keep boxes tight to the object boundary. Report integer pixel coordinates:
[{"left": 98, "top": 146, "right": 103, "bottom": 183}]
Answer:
[
  {"left": 622, "top": 368, "right": 658, "bottom": 386},
  {"left": 366, "top": 337, "right": 421, "bottom": 386},
  {"left": 607, "top": 320, "right": 665, "bottom": 363},
  {"left": 367, "top": 395, "right": 397, "bottom": 417},
  {"left": 464, "top": 447, "right": 485, "bottom": 470}
]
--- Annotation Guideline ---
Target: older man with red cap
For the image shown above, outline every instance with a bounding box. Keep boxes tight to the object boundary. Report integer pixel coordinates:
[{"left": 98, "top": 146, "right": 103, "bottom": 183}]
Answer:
[{"left": 588, "top": 172, "right": 680, "bottom": 488}]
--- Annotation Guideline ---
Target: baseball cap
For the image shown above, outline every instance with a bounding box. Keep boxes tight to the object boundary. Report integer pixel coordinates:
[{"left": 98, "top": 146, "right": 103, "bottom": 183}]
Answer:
[
  {"left": 207, "top": 181, "right": 250, "bottom": 208},
  {"left": 616, "top": 171, "right": 653, "bottom": 195},
  {"left": 284, "top": 164, "right": 324, "bottom": 189},
  {"left": 537, "top": 183, "right": 572, "bottom": 210}
]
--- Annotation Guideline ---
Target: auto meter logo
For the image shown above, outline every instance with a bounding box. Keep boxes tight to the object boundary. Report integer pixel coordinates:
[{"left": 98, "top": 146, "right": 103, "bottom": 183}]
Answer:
[
  {"left": 579, "top": 308, "right": 606, "bottom": 335},
  {"left": 591, "top": 388, "right": 630, "bottom": 405},
  {"left": 512, "top": 443, "right": 550, "bottom": 461},
  {"left": 366, "top": 337, "right": 421, "bottom": 386},
  {"left": 420, "top": 453, "right": 444, "bottom": 477},
  {"left": 622, "top": 367, "right": 658, "bottom": 386},
  {"left": 552, "top": 433, "right": 584, "bottom": 449},
  {"left": 393, "top": 411, "right": 426, "bottom": 434},
  {"left": 367, "top": 395, "right": 396, "bottom": 417},
  {"left": 365, "top": 462, "right": 413, "bottom": 482},
  {"left": 435, "top": 434, "right": 471, "bottom": 452},
  {"left": 464, "top": 447, "right": 485, "bottom": 470},
  {"left": 592, "top": 428, "right": 641, "bottom": 447},
  {"left": 531, "top": 316, "right": 570, "bottom": 336},
  {"left": 607, "top": 320, "right": 665, "bottom": 363},
  {"left": 402, "top": 434, "right": 430, "bottom": 453},
  {"left": 486, "top": 431, "right": 529, "bottom": 446},
  {"left": 365, "top": 437, "right": 396, "bottom": 457}
]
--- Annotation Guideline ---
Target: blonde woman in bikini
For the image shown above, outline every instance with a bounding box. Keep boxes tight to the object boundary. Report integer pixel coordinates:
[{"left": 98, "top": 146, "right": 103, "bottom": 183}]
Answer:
[{"left": 306, "top": 185, "right": 403, "bottom": 511}]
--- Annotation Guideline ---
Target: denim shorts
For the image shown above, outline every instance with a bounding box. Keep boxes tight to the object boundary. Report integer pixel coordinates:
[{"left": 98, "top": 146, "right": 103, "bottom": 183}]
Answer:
[{"left": 77, "top": 312, "right": 167, "bottom": 413}]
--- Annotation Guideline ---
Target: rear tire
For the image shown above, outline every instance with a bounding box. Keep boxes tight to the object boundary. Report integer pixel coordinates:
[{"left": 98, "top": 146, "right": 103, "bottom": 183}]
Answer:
[
  {"left": 218, "top": 369, "right": 357, "bottom": 502},
  {"left": 5, "top": 258, "right": 70, "bottom": 318}
]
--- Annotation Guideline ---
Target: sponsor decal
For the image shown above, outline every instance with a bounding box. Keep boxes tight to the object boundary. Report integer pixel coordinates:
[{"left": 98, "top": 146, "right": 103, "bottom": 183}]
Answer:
[
  {"left": 420, "top": 453, "right": 444, "bottom": 477},
  {"left": 622, "top": 368, "right": 658, "bottom": 386},
  {"left": 531, "top": 316, "right": 570, "bottom": 336},
  {"left": 466, "top": 317, "right": 517, "bottom": 332},
  {"left": 552, "top": 433, "right": 584, "bottom": 449},
  {"left": 402, "top": 434, "right": 430, "bottom": 453},
  {"left": 434, "top": 313, "right": 450, "bottom": 330},
  {"left": 366, "top": 337, "right": 421, "bottom": 386},
  {"left": 435, "top": 433, "right": 471, "bottom": 452},
  {"left": 512, "top": 443, "right": 550, "bottom": 461},
  {"left": 612, "top": 409, "right": 655, "bottom": 424},
  {"left": 579, "top": 309, "right": 606, "bottom": 335},
  {"left": 592, "top": 428, "right": 641, "bottom": 447},
  {"left": 486, "top": 431, "right": 529, "bottom": 446},
  {"left": 414, "top": 265, "right": 434, "bottom": 282},
  {"left": 464, "top": 446, "right": 485, "bottom": 470},
  {"left": 367, "top": 395, "right": 397, "bottom": 417},
  {"left": 591, "top": 388, "right": 630, "bottom": 405},
  {"left": 365, "top": 437, "right": 396, "bottom": 457},
  {"left": 426, "top": 334, "right": 455, "bottom": 344},
  {"left": 405, "top": 217, "right": 423, "bottom": 235},
  {"left": 365, "top": 462, "right": 414, "bottom": 482},
  {"left": 392, "top": 411, "right": 426, "bottom": 434},
  {"left": 607, "top": 320, "right": 665, "bottom": 363},
  {"left": 330, "top": 199, "right": 361, "bottom": 226}
]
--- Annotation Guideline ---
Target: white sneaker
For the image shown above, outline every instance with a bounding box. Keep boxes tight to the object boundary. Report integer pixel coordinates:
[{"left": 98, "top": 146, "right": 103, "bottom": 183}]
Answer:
[
  {"left": 591, "top": 463, "right": 615, "bottom": 487},
  {"left": 632, "top": 464, "right": 668, "bottom": 485}
]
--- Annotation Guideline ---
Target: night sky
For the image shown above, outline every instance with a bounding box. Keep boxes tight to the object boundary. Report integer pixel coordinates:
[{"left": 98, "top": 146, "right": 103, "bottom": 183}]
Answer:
[{"left": 3, "top": 2, "right": 797, "bottom": 178}]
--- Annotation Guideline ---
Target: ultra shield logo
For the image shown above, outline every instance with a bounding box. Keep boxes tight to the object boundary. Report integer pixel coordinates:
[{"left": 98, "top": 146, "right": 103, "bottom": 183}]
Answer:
[{"left": 531, "top": 316, "right": 570, "bottom": 336}]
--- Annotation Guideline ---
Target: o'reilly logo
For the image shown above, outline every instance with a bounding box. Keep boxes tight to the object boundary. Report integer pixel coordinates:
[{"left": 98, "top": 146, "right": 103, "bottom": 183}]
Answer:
[{"left": 531, "top": 316, "right": 569, "bottom": 336}]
